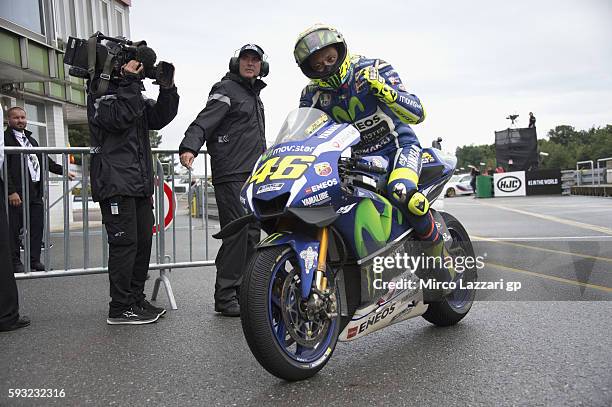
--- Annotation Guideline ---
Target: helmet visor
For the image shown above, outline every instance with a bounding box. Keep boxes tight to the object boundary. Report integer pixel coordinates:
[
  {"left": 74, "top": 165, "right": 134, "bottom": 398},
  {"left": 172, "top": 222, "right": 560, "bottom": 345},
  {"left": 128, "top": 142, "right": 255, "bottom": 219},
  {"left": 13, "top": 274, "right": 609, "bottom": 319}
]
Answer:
[{"left": 294, "top": 29, "right": 343, "bottom": 66}]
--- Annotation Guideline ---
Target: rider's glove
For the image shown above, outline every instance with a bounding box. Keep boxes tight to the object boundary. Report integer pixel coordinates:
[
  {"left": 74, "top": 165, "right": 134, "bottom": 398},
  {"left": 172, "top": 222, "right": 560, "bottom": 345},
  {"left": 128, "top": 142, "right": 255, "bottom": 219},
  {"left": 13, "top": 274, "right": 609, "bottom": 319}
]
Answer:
[{"left": 357, "top": 66, "right": 397, "bottom": 105}]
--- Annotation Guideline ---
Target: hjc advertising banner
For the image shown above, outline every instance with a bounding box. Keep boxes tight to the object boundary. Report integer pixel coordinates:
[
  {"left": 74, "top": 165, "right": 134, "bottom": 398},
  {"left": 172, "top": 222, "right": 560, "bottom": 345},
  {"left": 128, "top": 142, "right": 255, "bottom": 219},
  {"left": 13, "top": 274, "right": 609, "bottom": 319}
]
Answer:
[
  {"left": 494, "top": 171, "right": 526, "bottom": 197},
  {"left": 525, "top": 169, "right": 562, "bottom": 195}
]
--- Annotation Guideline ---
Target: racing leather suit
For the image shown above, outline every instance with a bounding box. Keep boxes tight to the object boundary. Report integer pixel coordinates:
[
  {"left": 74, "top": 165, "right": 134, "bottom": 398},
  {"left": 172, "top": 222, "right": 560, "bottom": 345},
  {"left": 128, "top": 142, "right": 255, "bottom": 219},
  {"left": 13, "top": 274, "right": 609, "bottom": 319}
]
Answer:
[{"left": 299, "top": 55, "right": 440, "bottom": 242}]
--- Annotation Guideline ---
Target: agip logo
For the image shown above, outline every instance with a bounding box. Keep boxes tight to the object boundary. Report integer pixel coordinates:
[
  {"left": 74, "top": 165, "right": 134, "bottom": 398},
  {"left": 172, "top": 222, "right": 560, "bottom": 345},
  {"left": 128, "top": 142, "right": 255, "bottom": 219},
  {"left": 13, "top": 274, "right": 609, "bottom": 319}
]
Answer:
[{"left": 497, "top": 176, "right": 521, "bottom": 193}]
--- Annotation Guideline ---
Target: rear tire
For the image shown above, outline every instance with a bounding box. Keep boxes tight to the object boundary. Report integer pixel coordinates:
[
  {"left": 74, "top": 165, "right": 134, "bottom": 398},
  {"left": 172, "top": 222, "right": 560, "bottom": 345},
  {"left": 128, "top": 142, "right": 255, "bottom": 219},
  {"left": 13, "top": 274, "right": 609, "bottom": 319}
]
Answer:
[
  {"left": 240, "top": 246, "right": 340, "bottom": 381},
  {"left": 446, "top": 187, "right": 456, "bottom": 198},
  {"left": 422, "top": 212, "right": 477, "bottom": 326}
]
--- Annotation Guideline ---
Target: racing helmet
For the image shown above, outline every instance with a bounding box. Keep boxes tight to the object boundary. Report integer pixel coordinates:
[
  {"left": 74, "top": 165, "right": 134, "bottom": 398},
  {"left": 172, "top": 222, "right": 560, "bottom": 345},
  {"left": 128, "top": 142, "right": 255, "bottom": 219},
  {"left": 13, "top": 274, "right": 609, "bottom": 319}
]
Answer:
[{"left": 294, "top": 24, "right": 352, "bottom": 89}]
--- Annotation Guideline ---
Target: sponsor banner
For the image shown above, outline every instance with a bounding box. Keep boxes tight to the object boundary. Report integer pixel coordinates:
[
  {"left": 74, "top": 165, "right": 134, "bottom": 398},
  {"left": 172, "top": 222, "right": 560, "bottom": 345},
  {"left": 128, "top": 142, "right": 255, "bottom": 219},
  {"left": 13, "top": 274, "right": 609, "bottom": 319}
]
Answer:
[
  {"left": 493, "top": 171, "right": 526, "bottom": 197},
  {"left": 525, "top": 169, "right": 562, "bottom": 195}
]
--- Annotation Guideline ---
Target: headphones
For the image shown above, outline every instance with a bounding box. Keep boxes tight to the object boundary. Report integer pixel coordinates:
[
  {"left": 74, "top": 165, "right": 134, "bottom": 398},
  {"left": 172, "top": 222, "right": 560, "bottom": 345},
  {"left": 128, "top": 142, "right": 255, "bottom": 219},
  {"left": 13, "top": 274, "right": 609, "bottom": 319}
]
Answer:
[{"left": 229, "top": 44, "right": 269, "bottom": 77}]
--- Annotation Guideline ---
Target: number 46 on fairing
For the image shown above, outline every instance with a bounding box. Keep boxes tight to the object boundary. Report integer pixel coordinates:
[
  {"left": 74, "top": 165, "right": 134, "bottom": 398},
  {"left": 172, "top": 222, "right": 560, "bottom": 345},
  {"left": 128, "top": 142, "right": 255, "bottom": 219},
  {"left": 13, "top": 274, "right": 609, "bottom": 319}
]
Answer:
[{"left": 250, "top": 155, "right": 316, "bottom": 184}]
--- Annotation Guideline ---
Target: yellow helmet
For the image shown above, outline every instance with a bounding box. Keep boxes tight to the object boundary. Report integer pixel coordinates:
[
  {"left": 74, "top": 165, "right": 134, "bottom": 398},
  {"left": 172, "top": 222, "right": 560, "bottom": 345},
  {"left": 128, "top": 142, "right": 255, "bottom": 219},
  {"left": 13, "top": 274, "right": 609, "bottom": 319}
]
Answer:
[{"left": 294, "top": 24, "right": 352, "bottom": 89}]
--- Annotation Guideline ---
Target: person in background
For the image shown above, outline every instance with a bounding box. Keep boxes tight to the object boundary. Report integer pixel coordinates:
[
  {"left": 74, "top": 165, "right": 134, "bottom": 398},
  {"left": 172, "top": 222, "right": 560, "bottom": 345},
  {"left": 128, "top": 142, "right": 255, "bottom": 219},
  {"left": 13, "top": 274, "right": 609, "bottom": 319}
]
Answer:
[
  {"left": 470, "top": 167, "right": 480, "bottom": 197},
  {"left": 3, "top": 107, "right": 76, "bottom": 273},
  {"left": 0, "top": 106, "right": 30, "bottom": 332},
  {"left": 528, "top": 112, "right": 536, "bottom": 128},
  {"left": 179, "top": 44, "right": 267, "bottom": 317}
]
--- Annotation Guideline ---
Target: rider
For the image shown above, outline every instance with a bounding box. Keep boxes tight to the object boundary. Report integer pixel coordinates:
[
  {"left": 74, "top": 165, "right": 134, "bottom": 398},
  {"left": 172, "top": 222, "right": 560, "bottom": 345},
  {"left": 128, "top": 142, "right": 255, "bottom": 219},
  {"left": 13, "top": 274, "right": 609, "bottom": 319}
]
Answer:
[{"left": 295, "top": 24, "right": 451, "bottom": 278}]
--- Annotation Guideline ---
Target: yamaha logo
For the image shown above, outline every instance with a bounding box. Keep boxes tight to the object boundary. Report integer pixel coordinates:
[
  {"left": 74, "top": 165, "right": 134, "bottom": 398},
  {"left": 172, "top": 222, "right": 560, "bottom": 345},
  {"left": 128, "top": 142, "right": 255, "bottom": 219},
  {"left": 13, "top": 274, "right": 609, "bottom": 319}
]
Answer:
[{"left": 497, "top": 176, "right": 521, "bottom": 192}]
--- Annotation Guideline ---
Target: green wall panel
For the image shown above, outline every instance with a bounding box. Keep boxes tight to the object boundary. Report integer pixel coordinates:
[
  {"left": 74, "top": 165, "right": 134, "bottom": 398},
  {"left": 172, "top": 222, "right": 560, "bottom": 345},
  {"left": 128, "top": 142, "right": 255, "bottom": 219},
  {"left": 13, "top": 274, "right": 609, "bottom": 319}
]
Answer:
[
  {"left": 24, "top": 82, "right": 44, "bottom": 94},
  {"left": 0, "top": 30, "right": 20, "bottom": 64},
  {"left": 27, "top": 42, "right": 49, "bottom": 74},
  {"left": 70, "top": 87, "right": 86, "bottom": 105},
  {"left": 49, "top": 83, "right": 65, "bottom": 99}
]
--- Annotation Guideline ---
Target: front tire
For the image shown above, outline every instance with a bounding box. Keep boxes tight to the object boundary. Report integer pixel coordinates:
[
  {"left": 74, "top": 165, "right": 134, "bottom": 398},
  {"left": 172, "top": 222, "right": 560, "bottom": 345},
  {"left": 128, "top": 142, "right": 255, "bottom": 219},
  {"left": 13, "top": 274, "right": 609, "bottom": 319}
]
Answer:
[
  {"left": 422, "top": 212, "right": 477, "bottom": 326},
  {"left": 240, "top": 246, "right": 340, "bottom": 381}
]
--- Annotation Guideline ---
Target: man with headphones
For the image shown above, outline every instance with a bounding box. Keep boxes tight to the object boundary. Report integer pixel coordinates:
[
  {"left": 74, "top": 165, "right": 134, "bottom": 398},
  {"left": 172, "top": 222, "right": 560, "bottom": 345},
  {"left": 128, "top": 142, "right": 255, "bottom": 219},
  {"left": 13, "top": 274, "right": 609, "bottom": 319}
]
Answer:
[{"left": 179, "top": 44, "right": 268, "bottom": 317}]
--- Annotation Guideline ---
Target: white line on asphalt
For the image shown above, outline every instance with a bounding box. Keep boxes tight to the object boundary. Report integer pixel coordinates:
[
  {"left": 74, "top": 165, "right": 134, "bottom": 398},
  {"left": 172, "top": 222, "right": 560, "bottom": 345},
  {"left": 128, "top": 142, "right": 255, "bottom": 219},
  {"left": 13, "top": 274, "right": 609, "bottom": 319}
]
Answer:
[
  {"left": 476, "top": 201, "right": 612, "bottom": 235},
  {"left": 472, "top": 235, "right": 612, "bottom": 241},
  {"left": 473, "top": 235, "right": 612, "bottom": 263},
  {"left": 487, "top": 262, "right": 612, "bottom": 293}
]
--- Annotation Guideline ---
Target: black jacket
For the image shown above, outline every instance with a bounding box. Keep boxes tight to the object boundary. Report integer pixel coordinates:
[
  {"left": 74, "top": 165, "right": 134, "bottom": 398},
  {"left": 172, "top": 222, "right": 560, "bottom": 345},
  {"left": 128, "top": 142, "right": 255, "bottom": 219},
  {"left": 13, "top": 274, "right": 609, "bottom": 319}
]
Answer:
[
  {"left": 179, "top": 72, "right": 266, "bottom": 184},
  {"left": 87, "top": 79, "right": 179, "bottom": 202},
  {"left": 3, "top": 128, "right": 64, "bottom": 197}
]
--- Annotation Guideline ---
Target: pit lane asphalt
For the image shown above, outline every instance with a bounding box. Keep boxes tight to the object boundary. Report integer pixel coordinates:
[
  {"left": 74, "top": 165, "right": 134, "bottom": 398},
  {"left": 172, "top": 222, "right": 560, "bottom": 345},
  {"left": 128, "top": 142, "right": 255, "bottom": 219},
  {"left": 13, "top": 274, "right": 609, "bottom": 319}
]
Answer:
[{"left": 1, "top": 195, "right": 611, "bottom": 406}]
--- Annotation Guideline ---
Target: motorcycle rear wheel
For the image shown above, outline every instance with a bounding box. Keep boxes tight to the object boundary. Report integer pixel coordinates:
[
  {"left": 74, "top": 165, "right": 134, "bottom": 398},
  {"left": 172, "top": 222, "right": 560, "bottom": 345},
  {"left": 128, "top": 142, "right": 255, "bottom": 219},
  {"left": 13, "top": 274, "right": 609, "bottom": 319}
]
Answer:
[
  {"left": 240, "top": 245, "right": 340, "bottom": 381},
  {"left": 422, "top": 212, "right": 477, "bottom": 326}
]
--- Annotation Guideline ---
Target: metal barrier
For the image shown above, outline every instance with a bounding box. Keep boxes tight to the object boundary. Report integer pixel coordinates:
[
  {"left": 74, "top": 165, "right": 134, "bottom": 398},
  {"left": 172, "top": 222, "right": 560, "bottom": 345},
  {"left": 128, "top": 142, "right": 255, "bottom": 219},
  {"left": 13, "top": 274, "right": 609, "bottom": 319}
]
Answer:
[
  {"left": 576, "top": 160, "right": 594, "bottom": 186},
  {"left": 2, "top": 147, "right": 216, "bottom": 309},
  {"left": 596, "top": 157, "right": 612, "bottom": 185}
]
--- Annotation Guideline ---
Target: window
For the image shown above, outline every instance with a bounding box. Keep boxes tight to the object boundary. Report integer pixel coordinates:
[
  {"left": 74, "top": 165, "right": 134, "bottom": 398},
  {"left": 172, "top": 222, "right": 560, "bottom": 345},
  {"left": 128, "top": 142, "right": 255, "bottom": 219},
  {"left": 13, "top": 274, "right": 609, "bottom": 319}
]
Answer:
[
  {"left": 24, "top": 101, "right": 47, "bottom": 146},
  {"left": 84, "top": 0, "right": 94, "bottom": 37},
  {"left": 53, "top": 0, "right": 66, "bottom": 41},
  {"left": 67, "top": 0, "right": 77, "bottom": 37},
  {"left": 99, "top": 0, "right": 110, "bottom": 35},
  {"left": 0, "top": 0, "right": 45, "bottom": 35},
  {"left": 114, "top": 7, "right": 124, "bottom": 37}
]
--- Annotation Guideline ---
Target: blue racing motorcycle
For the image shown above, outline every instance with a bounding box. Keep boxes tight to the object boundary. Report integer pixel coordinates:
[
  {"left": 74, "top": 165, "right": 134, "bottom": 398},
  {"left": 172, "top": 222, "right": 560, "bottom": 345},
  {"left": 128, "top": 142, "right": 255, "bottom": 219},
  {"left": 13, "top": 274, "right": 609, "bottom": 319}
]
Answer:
[{"left": 214, "top": 108, "right": 477, "bottom": 381}]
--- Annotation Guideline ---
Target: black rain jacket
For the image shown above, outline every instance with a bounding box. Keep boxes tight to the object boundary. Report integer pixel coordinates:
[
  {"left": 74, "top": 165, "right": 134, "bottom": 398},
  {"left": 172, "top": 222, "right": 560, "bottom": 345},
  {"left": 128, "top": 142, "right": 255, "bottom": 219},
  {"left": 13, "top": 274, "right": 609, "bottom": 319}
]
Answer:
[
  {"left": 179, "top": 72, "right": 266, "bottom": 184},
  {"left": 87, "top": 79, "right": 179, "bottom": 202},
  {"left": 3, "top": 128, "right": 64, "bottom": 196}
]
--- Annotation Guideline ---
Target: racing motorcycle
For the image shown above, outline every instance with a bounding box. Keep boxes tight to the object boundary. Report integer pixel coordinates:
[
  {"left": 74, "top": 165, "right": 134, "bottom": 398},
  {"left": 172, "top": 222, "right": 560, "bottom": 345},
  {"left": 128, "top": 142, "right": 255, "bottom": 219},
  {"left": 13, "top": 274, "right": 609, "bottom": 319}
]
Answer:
[{"left": 214, "top": 108, "right": 477, "bottom": 381}]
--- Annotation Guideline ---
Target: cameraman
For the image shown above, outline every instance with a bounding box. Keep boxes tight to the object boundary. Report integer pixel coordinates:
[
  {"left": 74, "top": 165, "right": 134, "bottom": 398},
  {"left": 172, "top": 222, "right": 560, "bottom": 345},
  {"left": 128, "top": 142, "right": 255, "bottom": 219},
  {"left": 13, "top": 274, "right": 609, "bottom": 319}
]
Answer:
[{"left": 87, "top": 60, "right": 179, "bottom": 325}]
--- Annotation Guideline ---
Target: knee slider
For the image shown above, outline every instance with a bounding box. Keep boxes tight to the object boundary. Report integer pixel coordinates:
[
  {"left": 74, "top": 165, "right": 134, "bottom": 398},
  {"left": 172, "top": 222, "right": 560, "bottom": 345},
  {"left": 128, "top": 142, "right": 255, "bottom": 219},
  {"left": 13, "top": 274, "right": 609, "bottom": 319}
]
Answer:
[{"left": 408, "top": 192, "right": 430, "bottom": 216}]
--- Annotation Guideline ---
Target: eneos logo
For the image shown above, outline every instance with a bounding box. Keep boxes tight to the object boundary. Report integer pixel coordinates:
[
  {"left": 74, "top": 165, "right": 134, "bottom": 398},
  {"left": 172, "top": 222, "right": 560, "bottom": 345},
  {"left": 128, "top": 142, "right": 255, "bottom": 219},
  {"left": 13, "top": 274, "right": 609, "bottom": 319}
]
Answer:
[{"left": 497, "top": 176, "right": 521, "bottom": 192}]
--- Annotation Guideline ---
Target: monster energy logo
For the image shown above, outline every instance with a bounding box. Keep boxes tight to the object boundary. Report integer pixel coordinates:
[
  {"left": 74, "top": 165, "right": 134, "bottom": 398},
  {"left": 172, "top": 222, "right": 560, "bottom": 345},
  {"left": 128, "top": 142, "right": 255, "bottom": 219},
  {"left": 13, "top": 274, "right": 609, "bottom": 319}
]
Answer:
[{"left": 332, "top": 96, "right": 365, "bottom": 123}]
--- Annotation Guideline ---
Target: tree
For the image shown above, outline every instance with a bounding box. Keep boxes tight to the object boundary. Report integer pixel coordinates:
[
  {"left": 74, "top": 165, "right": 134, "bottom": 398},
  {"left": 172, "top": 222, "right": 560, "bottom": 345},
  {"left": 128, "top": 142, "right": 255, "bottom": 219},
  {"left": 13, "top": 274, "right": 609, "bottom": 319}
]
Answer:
[
  {"left": 455, "top": 144, "right": 496, "bottom": 171},
  {"left": 547, "top": 125, "right": 576, "bottom": 146}
]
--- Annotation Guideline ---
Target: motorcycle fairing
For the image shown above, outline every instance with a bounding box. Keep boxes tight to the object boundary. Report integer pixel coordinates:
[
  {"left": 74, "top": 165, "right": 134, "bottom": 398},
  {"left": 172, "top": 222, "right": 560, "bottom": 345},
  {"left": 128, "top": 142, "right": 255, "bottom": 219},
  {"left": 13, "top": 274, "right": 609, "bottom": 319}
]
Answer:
[{"left": 257, "top": 231, "right": 321, "bottom": 300}]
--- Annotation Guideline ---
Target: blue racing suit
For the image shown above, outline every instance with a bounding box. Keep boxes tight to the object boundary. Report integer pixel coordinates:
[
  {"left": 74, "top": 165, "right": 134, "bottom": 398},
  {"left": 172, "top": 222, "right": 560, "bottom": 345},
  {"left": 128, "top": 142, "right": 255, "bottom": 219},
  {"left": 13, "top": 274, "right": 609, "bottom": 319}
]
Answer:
[{"left": 299, "top": 55, "right": 440, "bottom": 242}]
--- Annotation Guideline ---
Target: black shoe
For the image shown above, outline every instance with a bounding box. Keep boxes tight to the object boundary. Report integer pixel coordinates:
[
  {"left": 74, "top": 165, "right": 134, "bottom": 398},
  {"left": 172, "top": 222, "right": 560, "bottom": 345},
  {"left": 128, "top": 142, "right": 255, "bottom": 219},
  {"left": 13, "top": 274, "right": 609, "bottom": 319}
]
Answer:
[
  {"left": 30, "top": 261, "right": 46, "bottom": 271},
  {"left": 106, "top": 306, "right": 159, "bottom": 325},
  {"left": 138, "top": 299, "right": 166, "bottom": 317},
  {"left": 13, "top": 263, "right": 24, "bottom": 274},
  {"left": 214, "top": 302, "right": 240, "bottom": 317},
  {"left": 0, "top": 316, "right": 31, "bottom": 332}
]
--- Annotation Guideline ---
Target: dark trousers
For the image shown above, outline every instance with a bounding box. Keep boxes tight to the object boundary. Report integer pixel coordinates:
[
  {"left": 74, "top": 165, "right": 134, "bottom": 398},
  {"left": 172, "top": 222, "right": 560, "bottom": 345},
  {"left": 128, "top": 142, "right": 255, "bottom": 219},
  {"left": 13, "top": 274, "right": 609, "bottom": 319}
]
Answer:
[
  {"left": 0, "top": 180, "right": 20, "bottom": 329},
  {"left": 213, "top": 181, "right": 260, "bottom": 306},
  {"left": 8, "top": 182, "right": 44, "bottom": 265},
  {"left": 100, "top": 196, "right": 154, "bottom": 316}
]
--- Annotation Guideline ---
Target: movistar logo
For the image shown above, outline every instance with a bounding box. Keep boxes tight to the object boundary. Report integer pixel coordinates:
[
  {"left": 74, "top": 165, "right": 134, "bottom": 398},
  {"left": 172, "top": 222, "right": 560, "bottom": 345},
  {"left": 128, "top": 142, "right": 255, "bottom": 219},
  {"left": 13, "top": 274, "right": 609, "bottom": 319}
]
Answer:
[
  {"left": 354, "top": 198, "right": 390, "bottom": 258},
  {"left": 332, "top": 96, "right": 365, "bottom": 123}
]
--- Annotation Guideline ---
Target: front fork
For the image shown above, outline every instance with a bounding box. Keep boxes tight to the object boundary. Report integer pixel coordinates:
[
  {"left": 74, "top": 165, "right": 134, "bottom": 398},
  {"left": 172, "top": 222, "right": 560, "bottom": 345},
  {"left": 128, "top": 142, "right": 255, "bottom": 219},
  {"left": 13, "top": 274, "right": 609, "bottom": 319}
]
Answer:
[{"left": 315, "top": 227, "right": 329, "bottom": 292}]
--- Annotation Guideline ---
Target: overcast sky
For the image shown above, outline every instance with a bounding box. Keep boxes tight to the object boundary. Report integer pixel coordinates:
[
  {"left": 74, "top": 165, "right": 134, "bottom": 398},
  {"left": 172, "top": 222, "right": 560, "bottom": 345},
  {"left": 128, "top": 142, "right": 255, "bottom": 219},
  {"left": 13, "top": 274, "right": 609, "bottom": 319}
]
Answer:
[{"left": 131, "top": 0, "right": 612, "bottom": 173}]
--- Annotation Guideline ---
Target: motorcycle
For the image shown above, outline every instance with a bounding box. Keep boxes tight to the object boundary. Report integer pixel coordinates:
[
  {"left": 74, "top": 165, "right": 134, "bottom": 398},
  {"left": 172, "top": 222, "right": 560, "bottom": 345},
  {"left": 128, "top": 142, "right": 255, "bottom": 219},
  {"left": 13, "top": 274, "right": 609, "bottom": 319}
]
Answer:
[{"left": 214, "top": 107, "right": 477, "bottom": 381}]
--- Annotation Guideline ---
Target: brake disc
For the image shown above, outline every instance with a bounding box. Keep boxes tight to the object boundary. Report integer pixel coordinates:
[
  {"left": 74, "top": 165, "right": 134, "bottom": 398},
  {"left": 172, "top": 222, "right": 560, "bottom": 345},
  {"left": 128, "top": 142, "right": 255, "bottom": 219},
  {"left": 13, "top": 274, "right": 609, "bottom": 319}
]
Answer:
[{"left": 280, "top": 268, "right": 330, "bottom": 347}]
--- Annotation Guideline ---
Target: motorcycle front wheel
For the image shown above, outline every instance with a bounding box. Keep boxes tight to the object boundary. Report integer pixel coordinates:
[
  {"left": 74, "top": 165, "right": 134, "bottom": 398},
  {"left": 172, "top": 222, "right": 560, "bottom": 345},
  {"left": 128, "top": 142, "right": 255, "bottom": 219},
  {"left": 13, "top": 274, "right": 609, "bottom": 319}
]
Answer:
[{"left": 240, "top": 245, "right": 340, "bottom": 381}]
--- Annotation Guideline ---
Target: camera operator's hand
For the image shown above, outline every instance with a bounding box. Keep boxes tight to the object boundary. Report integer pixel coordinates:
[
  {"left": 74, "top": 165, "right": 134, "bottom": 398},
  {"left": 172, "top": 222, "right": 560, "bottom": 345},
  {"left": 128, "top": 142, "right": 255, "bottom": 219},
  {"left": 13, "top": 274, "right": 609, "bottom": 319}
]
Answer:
[
  {"left": 155, "top": 61, "right": 175, "bottom": 89},
  {"left": 180, "top": 151, "right": 195, "bottom": 170},
  {"left": 121, "top": 60, "right": 144, "bottom": 81}
]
